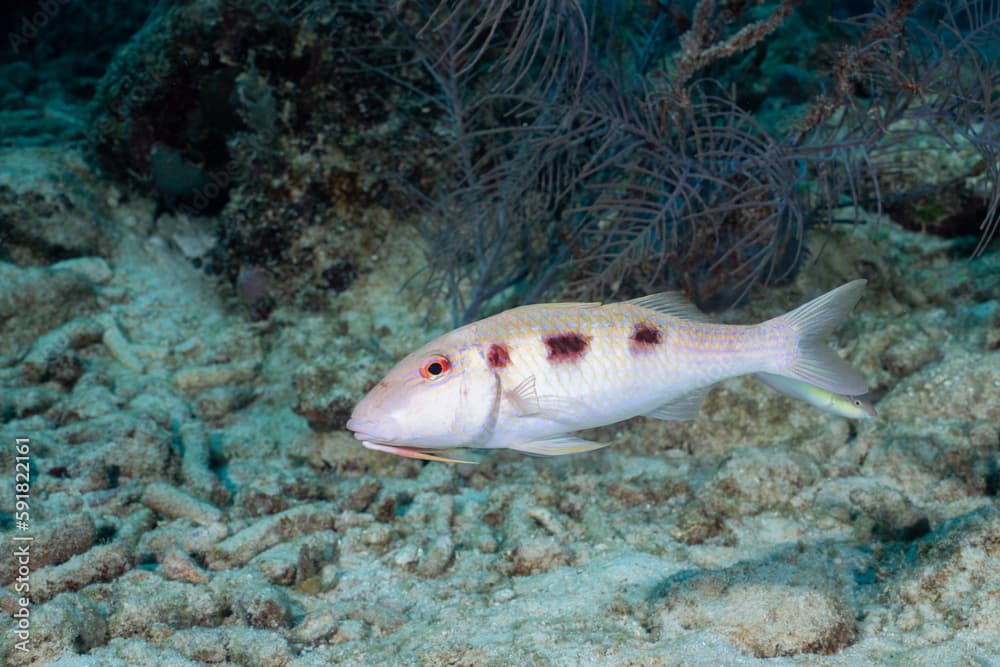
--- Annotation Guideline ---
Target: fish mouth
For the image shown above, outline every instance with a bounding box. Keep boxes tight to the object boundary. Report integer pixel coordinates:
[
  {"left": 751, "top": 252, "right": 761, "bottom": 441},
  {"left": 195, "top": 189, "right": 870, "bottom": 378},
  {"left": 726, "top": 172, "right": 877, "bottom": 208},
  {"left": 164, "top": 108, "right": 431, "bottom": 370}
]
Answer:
[
  {"left": 346, "top": 419, "right": 476, "bottom": 463},
  {"left": 345, "top": 417, "right": 393, "bottom": 443},
  {"left": 858, "top": 398, "right": 877, "bottom": 418}
]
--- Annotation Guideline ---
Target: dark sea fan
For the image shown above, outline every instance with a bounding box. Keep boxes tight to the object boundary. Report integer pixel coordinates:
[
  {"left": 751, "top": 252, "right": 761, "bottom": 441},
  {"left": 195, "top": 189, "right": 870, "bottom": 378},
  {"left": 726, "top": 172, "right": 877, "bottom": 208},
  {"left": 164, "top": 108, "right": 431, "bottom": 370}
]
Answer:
[
  {"left": 563, "top": 79, "right": 806, "bottom": 307},
  {"left": 371, "top": 0, "right": 591, "bottom": 324},
  {"left": 361, "top": 0, "right": 999, "bottom": 320}
]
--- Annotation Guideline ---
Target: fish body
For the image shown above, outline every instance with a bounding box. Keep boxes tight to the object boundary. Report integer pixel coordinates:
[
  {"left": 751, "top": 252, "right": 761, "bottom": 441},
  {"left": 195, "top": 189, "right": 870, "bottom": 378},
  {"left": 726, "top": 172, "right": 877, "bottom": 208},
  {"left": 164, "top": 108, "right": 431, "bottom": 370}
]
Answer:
[{"left": 347, "top": 280, "right": 870, "bottom": 461}]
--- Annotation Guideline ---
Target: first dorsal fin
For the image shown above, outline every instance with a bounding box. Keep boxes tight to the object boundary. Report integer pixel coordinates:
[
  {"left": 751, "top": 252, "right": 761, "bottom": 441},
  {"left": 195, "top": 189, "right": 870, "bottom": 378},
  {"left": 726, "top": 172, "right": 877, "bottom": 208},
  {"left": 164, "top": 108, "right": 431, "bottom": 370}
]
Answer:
[{"left": 625, "top": 292, "right": 706, "bottom": 320}]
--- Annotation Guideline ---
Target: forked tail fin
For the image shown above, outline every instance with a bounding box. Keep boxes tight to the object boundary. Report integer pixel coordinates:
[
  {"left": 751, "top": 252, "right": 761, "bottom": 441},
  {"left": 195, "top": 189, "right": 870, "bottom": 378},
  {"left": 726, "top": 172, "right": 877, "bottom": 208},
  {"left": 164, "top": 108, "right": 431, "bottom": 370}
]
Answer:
[{"left": 773, "top": 280, "right": 869, "bottom": 396}]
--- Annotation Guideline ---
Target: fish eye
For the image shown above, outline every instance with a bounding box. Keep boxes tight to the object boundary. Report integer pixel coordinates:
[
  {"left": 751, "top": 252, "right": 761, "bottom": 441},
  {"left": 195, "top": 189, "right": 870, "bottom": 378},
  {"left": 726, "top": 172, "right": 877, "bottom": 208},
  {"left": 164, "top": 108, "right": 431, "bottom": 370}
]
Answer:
[{"left": 420, "top": 355, "right": 451, "bottom": 380}]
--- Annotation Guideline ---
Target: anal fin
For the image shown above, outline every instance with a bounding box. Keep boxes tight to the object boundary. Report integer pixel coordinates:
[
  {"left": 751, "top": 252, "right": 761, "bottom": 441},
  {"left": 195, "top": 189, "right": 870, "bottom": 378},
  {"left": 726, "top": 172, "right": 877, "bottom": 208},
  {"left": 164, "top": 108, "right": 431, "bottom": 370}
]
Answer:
[{"left": 643, "top": 386, "right": 712, "bottom": 421}]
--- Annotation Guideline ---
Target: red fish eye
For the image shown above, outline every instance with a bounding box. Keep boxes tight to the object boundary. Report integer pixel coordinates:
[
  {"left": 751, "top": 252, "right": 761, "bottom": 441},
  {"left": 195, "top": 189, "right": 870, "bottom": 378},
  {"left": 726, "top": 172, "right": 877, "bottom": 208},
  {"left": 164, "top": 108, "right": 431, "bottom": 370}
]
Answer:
[{"left": 420, "top": 355, "right": 451, "bottom": 379}]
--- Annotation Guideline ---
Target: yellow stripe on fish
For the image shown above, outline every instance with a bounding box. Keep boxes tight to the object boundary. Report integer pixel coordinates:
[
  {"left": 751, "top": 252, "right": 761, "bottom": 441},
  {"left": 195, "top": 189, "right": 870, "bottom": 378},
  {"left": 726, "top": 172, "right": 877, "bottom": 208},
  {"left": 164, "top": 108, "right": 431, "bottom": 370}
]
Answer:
[{"left": 347, "top": 280, "right": 871, "bottom": 462}]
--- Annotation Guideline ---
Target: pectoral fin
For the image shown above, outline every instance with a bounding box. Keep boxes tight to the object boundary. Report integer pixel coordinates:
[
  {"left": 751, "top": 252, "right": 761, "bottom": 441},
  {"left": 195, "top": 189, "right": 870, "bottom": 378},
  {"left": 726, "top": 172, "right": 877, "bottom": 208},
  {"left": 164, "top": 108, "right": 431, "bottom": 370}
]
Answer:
[
  {"left": 505, "top": 376, "right": 579, "bottom": 423},
  {"left": 506, "top": 375, "right": 540, "bottom": 416}
]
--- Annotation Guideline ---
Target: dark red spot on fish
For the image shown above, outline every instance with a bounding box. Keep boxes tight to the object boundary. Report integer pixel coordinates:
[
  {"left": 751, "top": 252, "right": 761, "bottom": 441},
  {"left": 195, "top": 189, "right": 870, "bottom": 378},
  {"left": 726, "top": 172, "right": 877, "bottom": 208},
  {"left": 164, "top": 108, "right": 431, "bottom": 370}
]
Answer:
[
  {"left": 487, "top": 343, "right": 511, "bottom": 368},
  {"left": 544, "top": 332, "right": 591, "bottom": 362},
  {"left": 632, "top": 322, "right": 662, "bottom": 345}
]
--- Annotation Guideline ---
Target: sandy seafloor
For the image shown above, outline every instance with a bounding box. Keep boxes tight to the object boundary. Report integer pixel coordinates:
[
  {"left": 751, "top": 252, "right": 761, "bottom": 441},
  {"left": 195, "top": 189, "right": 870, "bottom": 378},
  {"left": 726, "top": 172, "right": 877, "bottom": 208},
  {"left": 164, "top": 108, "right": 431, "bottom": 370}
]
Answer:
[{"left": 0, "top": 137, "right": 998, "bottom": 667}]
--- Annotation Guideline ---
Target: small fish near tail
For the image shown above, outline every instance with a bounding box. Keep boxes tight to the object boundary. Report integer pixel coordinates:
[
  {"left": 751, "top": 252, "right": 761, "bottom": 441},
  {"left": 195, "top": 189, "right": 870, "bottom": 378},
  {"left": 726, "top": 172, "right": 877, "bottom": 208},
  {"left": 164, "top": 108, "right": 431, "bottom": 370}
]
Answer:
[
  {"left": 755, "top": 373, "right": 876, "bottom": 419},
  {"left": 772, "top": 279, "right": 869, "bottom": 396}
]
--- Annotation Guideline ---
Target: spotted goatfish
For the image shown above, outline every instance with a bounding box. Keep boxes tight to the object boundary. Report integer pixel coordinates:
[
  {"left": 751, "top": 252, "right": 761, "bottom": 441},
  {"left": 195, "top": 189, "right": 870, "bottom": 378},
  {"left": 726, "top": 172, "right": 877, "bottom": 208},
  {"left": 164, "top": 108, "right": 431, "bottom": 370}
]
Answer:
[{"left": 347, "top": 280, "right": 871, "bottom": 463}]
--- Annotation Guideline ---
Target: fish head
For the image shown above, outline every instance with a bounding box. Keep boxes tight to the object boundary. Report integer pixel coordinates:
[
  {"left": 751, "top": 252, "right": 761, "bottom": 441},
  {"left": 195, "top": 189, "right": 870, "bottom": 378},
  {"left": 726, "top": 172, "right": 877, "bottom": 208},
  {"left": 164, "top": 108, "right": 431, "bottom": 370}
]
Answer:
[
  {"left": 347, "top": 329, "right": 498, "bottom": 450},
  {"left": 818, "top": 387, "right": 876, "bottom": 419},
  {"left": 838, "top": 393, "right": 877, "bottom": 419}
]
